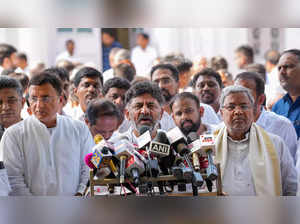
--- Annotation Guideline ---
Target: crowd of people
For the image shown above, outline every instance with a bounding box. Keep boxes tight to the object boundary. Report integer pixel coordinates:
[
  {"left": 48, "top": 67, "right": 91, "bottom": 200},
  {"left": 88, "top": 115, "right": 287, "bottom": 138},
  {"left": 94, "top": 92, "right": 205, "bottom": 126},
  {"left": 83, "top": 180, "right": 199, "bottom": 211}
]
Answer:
[{"left": 0, "top": 30, "right": 299, "bottom": 197}]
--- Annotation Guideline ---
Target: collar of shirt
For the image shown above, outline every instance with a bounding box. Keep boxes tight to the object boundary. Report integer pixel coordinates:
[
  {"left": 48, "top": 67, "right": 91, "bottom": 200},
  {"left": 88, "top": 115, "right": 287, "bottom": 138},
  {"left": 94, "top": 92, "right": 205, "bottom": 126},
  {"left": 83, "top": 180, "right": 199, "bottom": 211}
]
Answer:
[
  {"left": 283, "top": 93, "right": 300, "bottom": 106},
  {"left": 227, "top": 132, "right": 250, "bottom": 143}
]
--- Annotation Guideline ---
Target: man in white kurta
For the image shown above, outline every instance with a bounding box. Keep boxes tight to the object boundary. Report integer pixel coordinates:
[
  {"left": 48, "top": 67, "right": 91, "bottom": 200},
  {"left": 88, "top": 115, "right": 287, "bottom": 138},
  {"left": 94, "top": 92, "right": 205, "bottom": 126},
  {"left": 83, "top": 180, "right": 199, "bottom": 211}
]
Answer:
[
  {"left": 0, "top": 115, "right": 94, "bottom": 196},
  {"left": 217, "top": 85, "right": 297, "bottom": 196},
  {"left": 0, "top": 72, "right": 94, "bottom": 196}
]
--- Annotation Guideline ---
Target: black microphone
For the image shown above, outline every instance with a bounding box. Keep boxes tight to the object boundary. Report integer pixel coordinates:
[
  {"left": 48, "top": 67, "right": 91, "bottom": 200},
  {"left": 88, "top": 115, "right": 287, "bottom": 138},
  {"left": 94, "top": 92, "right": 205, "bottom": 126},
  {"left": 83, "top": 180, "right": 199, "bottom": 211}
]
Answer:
[
  {"left": 0, "top": 161, "right": 4, "bottom": 170},
  {"left": 167, "top": 127, "right": 203, "bottom": 188}
]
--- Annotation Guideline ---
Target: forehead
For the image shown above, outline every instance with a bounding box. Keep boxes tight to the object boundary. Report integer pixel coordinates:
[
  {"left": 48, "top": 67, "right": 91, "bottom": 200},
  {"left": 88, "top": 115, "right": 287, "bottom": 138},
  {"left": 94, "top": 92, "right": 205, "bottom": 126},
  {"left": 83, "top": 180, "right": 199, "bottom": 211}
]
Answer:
[
  {"left": 223, "top": 92, "right": 251, "bottom": 104},
  {"left": 95, "top": 116, "right": 119, "bottom": 128},
  {"left": 0, "top": 88, "right": 19, "bottom": 97},
  {"left": 130, "top": 93, "right": 160, "bottom": 105},
  {"left": 152, "top": 69, "right": 173, "bottom": 80},
  {"left": 29, "top": 83, "right": 57, "bottom": 96},
  {"left": 278, "top": 53, "right": 300, "bottom": 65},
  {"left": 235, "top": 79, "right": 256, "bottom": 91},
  {"left": 79, "top": 76, "right": 101, "bottom": 85},
  {"left": 196, "top": 75, "right": 218, "bottom": 84},
  {"left": 106, "top": 87, "right": 127, "bottom": 95},
  {"left": 172, "top": 97, "right": 198, "bottom": 110}
]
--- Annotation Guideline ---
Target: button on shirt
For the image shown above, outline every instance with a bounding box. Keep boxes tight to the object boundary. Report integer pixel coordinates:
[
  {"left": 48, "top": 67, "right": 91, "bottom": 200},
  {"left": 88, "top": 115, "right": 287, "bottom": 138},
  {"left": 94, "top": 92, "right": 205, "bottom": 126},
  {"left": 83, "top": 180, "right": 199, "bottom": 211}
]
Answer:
[
  {"left": 222, "top": 134, "right": 256, "bottom": 196},
  {"left": 272, "top": 94, "right": 300, "bottom": 139}
]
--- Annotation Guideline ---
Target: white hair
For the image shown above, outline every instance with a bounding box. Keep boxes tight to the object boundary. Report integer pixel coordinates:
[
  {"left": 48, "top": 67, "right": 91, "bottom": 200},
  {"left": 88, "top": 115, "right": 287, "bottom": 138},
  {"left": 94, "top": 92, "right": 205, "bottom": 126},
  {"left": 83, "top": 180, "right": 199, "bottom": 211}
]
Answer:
[{"left": 219, "top": 85, "right": 254, "bottom": 108}]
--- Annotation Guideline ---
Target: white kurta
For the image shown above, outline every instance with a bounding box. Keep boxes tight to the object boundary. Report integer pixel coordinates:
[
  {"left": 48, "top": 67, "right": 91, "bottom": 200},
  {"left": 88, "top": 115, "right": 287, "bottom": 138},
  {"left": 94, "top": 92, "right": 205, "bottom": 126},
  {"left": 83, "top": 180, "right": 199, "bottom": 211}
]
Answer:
[
  {"left": 131, "top": 45, "right": 157, "bottom": 77},
  {"left": 201, "top": 103, "right": 221, "bottom": 125},
  {"left": 0, "top": 168, "right": 11, "bottom": 196},
  {"left": 0, "top": 114, "right": 94, "bottom": 196},
  {"left": 256, "top": 109, "right": 298, "bottom": 163},
  {"left": 223, "top": 132, "right": 297, "bottom": 196}
]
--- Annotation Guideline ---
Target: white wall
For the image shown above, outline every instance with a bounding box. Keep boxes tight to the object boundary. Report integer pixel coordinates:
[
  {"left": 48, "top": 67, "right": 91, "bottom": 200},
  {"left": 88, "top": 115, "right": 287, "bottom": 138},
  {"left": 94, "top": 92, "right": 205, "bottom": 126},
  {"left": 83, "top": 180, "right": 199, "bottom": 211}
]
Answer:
[{"left": 146, "top": 28, "right": 249, "bottom": 75}]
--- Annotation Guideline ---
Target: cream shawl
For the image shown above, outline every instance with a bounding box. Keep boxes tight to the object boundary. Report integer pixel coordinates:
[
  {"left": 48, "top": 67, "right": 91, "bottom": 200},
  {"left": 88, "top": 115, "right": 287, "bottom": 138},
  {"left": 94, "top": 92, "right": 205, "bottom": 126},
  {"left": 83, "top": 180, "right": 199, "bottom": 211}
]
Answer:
[{"left": 214, "top": 123, "right": 282, "bottom": 196}]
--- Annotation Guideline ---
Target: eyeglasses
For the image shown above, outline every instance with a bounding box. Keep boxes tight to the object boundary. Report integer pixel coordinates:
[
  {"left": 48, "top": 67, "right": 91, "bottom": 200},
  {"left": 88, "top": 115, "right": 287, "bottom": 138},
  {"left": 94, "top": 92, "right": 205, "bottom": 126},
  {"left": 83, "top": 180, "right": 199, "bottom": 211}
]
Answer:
[
  {"left": 222, "top": 104, "right": 252, "bottom": 111},
  {"left": 29, "top": 96, "right": 58, "bottom": 103},
  {"left": 0, "top": 98, "right": 19, "bottom": 107}
]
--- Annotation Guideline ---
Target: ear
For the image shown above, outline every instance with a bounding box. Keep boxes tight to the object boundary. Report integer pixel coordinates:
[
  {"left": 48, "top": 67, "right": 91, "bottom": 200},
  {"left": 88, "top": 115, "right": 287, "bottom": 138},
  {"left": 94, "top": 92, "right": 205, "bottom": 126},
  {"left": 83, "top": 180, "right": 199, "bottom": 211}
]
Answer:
[
  {"left": 124, "top": 107, "right": 130, "bottom": 120},
  {"left": 199, "top": 106, "right": 204, "bottom": 117},
  {"left": 59, "top": 95, "right": 63, "bottom": 104},
  {"left": 74, "top": 87, "right": 78, "bottom": 96},
  {"left": 21, "top": 97, "right": 25, "bottom": 108},
  {"left": 27, "top": 107, "right": 32, "bottom": 115},
  {"left": 2, "top": 57, "right": 10, "bottom": 68},
  {"left": 84, "top": 117, "right": 90, "bottom": 127},
  {"left": 220, "top": 108, "right": 224, "bottom": 118},
  {"left": 159, "top": 106, "right": 163, "bottom": 120},
  {"left": 257, "top": 94, "right": 266, "bottom": 106}
]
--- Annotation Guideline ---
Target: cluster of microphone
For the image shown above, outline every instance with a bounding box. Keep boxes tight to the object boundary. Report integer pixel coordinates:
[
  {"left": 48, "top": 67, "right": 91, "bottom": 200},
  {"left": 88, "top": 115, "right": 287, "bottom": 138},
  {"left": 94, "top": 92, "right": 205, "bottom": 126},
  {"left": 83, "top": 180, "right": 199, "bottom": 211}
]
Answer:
[{"left": 84, "top": 126, "right": 218, "bottom": 196}]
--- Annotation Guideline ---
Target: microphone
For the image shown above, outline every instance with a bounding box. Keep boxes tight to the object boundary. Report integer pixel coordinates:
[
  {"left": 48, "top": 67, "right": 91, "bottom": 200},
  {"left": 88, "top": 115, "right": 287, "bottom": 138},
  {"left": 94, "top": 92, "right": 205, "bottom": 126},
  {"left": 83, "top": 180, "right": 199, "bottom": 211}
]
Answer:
[
  {"left": 199, "top": 135, "right": 218, "bottom": 181},
  {"left": 137, "top": 125, "right": 152, "bottom": 150},
  {"left": 167, "top": 127, "right": 203, "bottom": 187},
  {"left": 187, "top": 132, "right": 201, "bottom": 171},
  {"left": 137, "top": 125, "right": 160, "bottom": 178},
  {"left": 0, "top": 161, "right": 4, "bottom": 170},
  {"left": 149, "top": 131, "right": 171, "bottom": 157},
  {"left": 114, "top": 139, "right": 134, "bottom": 183},
  {"left": 125, "top": 154, "right": 145, "bottom": 185},
  {"left": 84, "top": 153, "right": 111, "bottom": 179}
]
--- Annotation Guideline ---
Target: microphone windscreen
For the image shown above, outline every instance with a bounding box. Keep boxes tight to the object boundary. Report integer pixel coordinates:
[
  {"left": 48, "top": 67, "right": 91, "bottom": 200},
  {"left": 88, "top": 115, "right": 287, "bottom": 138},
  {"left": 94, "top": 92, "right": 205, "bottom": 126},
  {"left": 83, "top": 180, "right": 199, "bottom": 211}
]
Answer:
[
  {"left": 84, "top": 153, "right": 95, "bottom": 169},
  {"left": 187, "top": 132, "right": 198, "bottom": 143},
  {"left": 154, "top": 131, "right": 170, "bottom": 144}
]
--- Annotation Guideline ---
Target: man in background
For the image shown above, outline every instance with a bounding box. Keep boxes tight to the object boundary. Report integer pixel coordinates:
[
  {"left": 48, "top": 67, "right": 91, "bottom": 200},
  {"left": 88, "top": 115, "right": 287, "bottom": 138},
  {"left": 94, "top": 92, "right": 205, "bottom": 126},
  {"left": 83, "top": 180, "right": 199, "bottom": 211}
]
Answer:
[
  {"left": 56, "top": 39, "right": 78, "bottom": 64},
  {"left": 131, "top": 32, "right": 157, "bottom": 77},
  {"left": 0, "top": 44, "right": 18, "bottom": 74},
  {"left": 234, "top": 45, "right": 254, "bottom": 70},
  {"left": 102, "top": 29, "right": 122, "bottom": 72}
]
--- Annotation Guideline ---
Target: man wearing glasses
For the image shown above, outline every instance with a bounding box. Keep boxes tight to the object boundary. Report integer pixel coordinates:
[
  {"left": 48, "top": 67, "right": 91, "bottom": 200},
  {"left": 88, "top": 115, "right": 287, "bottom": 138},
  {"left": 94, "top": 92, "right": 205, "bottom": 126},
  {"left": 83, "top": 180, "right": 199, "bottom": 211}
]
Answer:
[
  {"left": 0, "top": 72, "right": 94, "bottom": 196},
  {"left": 0, "top": 76, "right": 25, "bottom": 140},
  {"left": 214, "top": 85, "right": 297, "bottom": 196}
]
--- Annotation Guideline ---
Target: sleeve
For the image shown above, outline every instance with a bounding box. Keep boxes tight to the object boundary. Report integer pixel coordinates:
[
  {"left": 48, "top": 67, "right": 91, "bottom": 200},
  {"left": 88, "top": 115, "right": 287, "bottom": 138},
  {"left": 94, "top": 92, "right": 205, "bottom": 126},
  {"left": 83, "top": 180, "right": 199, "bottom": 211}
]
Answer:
[
  {"left": 0, "top": 128, "right": 32, "bottom": 196},
  {"left": 201, "top": 103, "right": 221, "bottom": 125},
  {"left": 0, "top": 168, "right": 11, "bottom": 196},
  {"left": 280, "top": 120, "right": 298, "bottom": 164},
  {"left": 77, "top": 125, "right": 94, "bottom": 195},
  {"left": 276, "top": 136, "right": 298, "bottom": 196}
]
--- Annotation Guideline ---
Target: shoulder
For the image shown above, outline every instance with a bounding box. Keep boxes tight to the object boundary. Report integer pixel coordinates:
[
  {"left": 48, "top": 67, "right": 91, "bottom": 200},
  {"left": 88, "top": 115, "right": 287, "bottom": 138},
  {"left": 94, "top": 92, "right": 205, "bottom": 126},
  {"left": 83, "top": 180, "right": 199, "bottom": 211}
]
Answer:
[
  {"left": 272, "top": 98, "right": 285, "bottom": 112},
  {"left": 262, "top": 110, "right": 292, "bottom": 125},
  {"left": 4, "top": 120, "right": 25, "bottom": 136},
  {"left": 58, "top": 115, "right": 89, "bottom": 132}
]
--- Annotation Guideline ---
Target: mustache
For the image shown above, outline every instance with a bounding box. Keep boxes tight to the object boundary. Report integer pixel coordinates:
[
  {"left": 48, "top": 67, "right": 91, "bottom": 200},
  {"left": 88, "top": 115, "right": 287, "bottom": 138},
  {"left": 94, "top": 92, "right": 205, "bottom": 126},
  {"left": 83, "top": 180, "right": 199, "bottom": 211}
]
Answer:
[
  {"left": 180, "top": 119, "right": 194, "bottom": 127},
  {"left": 138, "top": 114, "right": 153, "bottom": 123}
]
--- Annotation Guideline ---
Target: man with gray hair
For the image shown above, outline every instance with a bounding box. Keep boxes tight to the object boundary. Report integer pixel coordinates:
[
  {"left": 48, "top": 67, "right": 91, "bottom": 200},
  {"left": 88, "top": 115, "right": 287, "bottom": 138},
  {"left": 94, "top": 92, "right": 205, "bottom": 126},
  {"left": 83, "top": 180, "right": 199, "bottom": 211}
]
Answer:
[
  {"left": 0, "top": 76, "right": 25, "bottom": 139},
  {"left": 103, "top": 48, "right": 131, "bottom": 83},
  {"left": 214, "top": 85, "right": 297, "bottom": 196}
]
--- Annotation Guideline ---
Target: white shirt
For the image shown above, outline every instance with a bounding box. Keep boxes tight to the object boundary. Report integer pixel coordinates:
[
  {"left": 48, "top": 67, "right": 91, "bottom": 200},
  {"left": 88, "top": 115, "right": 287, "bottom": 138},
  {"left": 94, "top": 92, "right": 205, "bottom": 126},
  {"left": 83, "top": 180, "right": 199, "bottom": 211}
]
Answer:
[
  {"left": 256, "top": 109, "right": 298, "bottom": 163},
  {"left": 131, "top": 45, "right": 157, "bottom": 77},
  {"left": 0, "top": 168, "right": 11, "bottom": 196},
  {"left": 103, "top": 68, "right": 114, "bottom": 84},
  {"left": 223, "top": 132, "right": 297, "bottom": 196},
  {"left": 0, "top": 114, "right": 94, "bottom": 196},
  {"left": 55, "top": 51, "right": 79, "bottom": 64},
  {"left": 0, "top": 66, "right": 4, "bottom": 75},
  {"left": 65, "top": 105, "right": 84, "bottom": 121},
  {"left": 265, "top": 67, "right": 286, "bottom": 106},
  {"left": 201, "top": 103, "right": 221, "bottom": 125}
]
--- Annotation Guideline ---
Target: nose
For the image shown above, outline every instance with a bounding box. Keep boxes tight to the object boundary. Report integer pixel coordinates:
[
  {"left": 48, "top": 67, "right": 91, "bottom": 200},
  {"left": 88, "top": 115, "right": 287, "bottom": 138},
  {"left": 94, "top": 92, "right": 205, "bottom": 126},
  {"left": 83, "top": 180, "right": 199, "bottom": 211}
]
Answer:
[
  {"left": 181, "top": 112, "right": 189, "bottom": 120},
  {"left": 35, "top": 98, "right": 46, "bottom": 108},
  {"left": 140, "top": 104, "right": 150, "bottom": 115},
  {"left": 202, "top": 83, "right": 210, "bottom": 91},
  {"left": 114, "top": 96, "right": 123, "bottom": 106},
  {"left": 87, "top": 85, "right": 96, "bottom": 93},
  {"left": 233, "top": 106, "right": 244, "bottom": 115}
]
